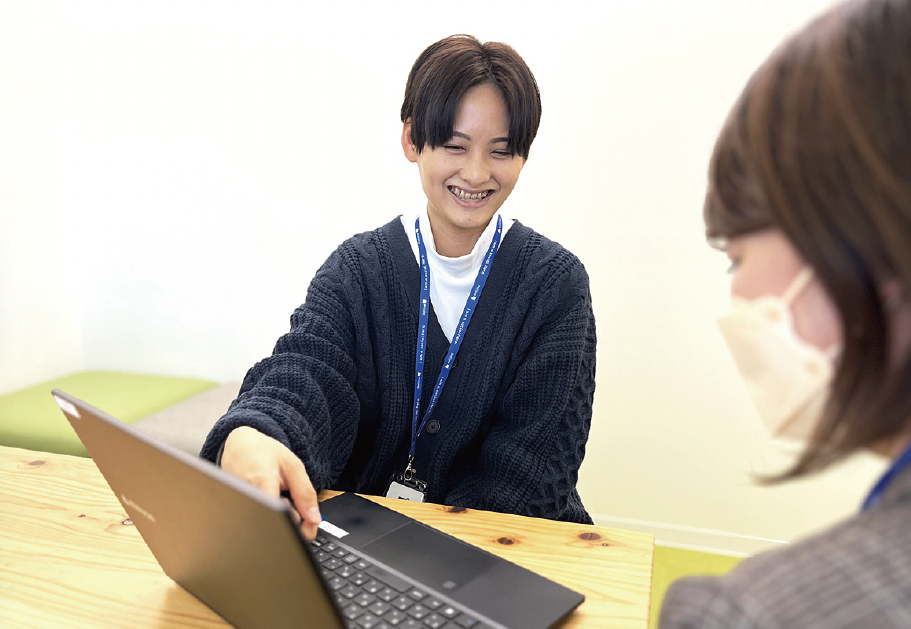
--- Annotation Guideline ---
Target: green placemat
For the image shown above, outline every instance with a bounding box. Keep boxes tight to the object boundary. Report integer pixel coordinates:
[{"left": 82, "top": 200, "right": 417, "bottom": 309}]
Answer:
[{"left": 0, "top": 371, "right": 217, "bottom": 457}]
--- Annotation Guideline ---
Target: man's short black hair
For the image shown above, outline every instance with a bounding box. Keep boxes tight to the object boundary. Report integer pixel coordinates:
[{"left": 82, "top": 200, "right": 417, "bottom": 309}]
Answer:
[{"left": 400, "top": 34, "right": 541, "bottom": 160}]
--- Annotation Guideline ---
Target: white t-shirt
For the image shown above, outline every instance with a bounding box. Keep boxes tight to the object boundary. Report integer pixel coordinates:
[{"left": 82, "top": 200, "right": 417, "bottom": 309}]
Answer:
[{"left": 401, "top": 208, "right": 514, "bottom": 341}]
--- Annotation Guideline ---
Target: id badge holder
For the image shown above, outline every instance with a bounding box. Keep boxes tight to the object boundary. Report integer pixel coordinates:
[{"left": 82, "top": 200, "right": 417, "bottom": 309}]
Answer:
[{"left": 385, "top": 473, "right": 427, "bottom": 502}]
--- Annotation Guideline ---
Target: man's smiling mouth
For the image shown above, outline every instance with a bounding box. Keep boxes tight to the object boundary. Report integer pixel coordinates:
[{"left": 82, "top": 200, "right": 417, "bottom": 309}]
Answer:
[{"left": 449, "top": 186, "right": 493, "bottom": 202}]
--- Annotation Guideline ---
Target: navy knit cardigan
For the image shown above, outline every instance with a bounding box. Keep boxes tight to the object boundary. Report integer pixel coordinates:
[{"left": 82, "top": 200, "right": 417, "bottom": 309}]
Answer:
[{"left": 201, "top": 217, "right": 596, "bottom": 524}]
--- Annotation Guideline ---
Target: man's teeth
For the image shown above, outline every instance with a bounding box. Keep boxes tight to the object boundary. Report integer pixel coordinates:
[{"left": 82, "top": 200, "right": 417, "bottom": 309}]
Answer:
[{"left": 450, "top": 187, "right": 491, "bottom": 202}]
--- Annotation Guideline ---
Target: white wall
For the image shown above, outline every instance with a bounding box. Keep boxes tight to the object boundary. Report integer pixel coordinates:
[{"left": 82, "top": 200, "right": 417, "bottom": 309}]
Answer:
[
  {"left": 1, "top": 2, "right": 86, "bottom": 391},
  {"left": 1, "top": 0, "right": 886, "bottom": 552}
]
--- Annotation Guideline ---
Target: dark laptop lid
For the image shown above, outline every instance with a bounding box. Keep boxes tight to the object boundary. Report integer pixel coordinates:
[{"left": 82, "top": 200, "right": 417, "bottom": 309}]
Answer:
[
  {"left": 53, "top": 390, "right": 585, "bottom": 629},
  {"left": 52, "top": 389, "right": 344, "bottom": 629}
]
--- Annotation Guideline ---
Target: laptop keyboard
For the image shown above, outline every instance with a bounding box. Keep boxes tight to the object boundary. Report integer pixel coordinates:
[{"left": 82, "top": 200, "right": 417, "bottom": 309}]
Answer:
[{"left": 311, "top": 535, "right": 488, "bottom": 629}]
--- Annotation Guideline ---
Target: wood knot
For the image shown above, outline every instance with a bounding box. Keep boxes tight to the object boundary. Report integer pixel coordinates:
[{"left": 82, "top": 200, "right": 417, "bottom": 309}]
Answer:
[
  {"left": 448, "top": 506, "right": 468, "bottom": 514},
  {"left": 496, "top": 537, "right": 517, "bottom": 546},
  {"left": 122, "top": 518, "right": 133, "bottom": 526},
  {"left": 578, "top": 532, "right": 601, "bottom": 541},
  {"left": 78, "top": 514, "right": 86, "bottom": 518},
  {"left": 28, "top": 460, "right": 46, "bottom": 466}
]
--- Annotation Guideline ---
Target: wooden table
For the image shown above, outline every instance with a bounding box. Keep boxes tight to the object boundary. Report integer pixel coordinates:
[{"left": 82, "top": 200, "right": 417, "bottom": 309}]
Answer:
[{"left": 0, "top": 445, "right": 654, "bottom": 628}]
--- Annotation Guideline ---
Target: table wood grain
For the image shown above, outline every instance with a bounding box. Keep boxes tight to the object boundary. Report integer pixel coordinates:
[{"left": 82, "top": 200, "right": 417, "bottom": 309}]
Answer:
[{"left": 0, "top": 446, "right": 653, "bottom": 628}]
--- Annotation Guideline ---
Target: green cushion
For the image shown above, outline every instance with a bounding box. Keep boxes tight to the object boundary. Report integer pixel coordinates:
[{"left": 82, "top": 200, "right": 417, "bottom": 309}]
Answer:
[
  {"left": 649, "top": 546, "right": 743, "bottom": 629},
  {"left": 0, "top": 371, "right": 217, "bottom": 457}
]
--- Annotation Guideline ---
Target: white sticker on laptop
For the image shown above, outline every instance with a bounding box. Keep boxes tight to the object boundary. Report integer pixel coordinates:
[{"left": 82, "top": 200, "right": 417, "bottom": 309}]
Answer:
[
  {"left": 53, "top": 396, "right": 80, "bottom": 419},
  {"left": 318, "top": 519, "right": 349, "bottom": 538}
]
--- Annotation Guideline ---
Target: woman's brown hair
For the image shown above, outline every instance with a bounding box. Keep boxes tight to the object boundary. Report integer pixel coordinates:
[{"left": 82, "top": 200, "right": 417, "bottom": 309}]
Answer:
[{"left": 705, "top": 0, "right": 911, "bottom": 478}]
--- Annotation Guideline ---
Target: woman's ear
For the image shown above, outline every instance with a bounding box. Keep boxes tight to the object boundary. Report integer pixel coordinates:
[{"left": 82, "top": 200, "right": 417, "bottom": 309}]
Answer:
[{"left": 401, "top": 121, "right": 418, "bottom": 163}]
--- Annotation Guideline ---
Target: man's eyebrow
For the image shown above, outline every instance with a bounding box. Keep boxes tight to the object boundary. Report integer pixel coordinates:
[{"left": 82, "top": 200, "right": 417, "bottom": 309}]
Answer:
[{"left": 450, "top": 131, "right": 510, "bottom": 144}]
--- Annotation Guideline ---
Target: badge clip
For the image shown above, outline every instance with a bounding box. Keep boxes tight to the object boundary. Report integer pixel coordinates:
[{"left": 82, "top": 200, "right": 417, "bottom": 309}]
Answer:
[{"left": 385, "top": 457, "right": 428, "bottom": 502}]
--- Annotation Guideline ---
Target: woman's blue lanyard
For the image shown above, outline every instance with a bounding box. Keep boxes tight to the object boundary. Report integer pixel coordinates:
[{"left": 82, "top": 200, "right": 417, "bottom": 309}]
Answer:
[
  {"left": 862, "top": 439, "right": 911, "bottom": 511},
  {"left": 407, "top": 215, "right": 502, "bottom": 480}
]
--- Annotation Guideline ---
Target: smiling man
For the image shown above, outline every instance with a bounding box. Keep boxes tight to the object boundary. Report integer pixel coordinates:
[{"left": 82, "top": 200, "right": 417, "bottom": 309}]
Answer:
[{"left": 201, "top": 35, "right": 597, "bottom": 539}]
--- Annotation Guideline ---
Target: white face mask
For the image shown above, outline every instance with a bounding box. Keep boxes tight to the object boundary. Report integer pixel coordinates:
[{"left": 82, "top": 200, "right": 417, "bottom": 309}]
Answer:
[{"left": 717, "top": 268, "right": 839, "bottom": 439}]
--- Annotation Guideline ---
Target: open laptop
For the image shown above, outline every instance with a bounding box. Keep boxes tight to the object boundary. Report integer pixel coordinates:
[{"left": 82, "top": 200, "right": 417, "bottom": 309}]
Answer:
[{"left": 52, "top": 390, "right": 584, "bottom": 629}]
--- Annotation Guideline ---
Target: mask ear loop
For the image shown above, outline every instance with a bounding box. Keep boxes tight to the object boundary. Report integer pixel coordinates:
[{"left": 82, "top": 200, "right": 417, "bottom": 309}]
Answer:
[{"left": 781, "top": 267, "right": 815, "bottom": 305}]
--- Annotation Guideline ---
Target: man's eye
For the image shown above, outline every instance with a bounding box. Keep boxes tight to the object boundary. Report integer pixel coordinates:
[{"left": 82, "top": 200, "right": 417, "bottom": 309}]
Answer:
[
  {"left": 444, "top": 145, "right": 464, "bottom": 151},
  {"left": 492, "top": 150, "right": 512, "bottom": 157}
]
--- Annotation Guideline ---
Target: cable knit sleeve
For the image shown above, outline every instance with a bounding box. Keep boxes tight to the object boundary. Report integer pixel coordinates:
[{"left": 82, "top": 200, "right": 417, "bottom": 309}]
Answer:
[
  {"left": 199, "top": 244, "right": 363, "bottom": 491},
  {"left": 444, "top": 256, "right": 596, "bottom": 524}
]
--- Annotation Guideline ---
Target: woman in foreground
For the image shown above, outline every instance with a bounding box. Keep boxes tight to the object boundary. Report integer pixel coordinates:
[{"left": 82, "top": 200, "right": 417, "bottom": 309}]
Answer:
[{"left": 661, "top": 0, "right": 911, "bottom": 626}]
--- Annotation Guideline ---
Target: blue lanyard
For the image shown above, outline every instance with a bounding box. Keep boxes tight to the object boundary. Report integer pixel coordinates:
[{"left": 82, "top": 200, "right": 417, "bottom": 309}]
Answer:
[
  {"left": 862, "top": 439, "right": 911, "bottom": 511},
  {"left": 408, "top": 215, "right": 502, "bottom": 475}
]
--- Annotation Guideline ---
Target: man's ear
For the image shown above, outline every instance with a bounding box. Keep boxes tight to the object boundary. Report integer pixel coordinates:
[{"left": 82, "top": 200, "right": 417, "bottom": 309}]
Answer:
[{"left": 401, "top": 120, "right": 418, "bottom": 163}]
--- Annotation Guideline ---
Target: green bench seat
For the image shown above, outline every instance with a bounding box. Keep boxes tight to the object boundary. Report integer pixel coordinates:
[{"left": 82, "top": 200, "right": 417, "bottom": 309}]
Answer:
[{"left": 0, "top": 371, "right": 218, "bottom": 457}]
